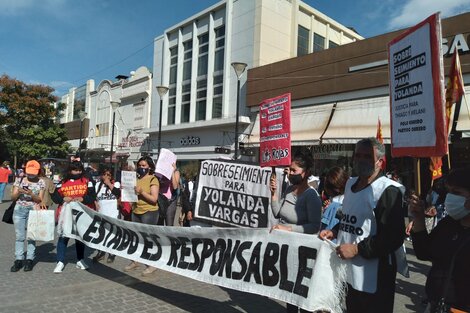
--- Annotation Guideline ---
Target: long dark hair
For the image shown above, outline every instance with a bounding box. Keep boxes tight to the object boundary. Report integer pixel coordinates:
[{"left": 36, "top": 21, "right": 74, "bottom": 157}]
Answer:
[
  {"left": 62, "top": 161, "right": 85, "bottom": 182},
  {"left": 292, "top": 153, "right": 313, "bottom": 177},
  {"left": 137, "top": 156, "right": 155, "bottom": 175},
  {"left": 324, "top": 166, "right": 349, "bottom": 197}
]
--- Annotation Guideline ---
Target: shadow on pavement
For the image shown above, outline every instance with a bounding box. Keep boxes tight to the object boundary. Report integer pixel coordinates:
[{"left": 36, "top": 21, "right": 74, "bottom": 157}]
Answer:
[{"left": 87, "top": 262, "right": 285, "bottom": 313}]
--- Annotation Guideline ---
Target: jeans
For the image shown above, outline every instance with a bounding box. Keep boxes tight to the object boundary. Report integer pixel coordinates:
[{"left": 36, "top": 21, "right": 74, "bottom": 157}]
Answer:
[
  {"left": 13, "top": 204, "right": 36, "bottom": 260},
  {"left": 0, "top": 182, "right": 6, "bottom": 201},
  {"left": 56, "top": 236, "right": 85, "bottom": 263},
  {"left": 165, "top": 198, "right": 178, "bottom": 226},
  {"left": 132, "top": 210, "right": 160, "bottom": 226}
]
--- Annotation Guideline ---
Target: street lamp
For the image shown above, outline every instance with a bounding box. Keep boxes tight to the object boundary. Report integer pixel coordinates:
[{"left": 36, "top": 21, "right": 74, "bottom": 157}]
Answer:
[
  {"left": 156, "top": 86, "right": 169, "bottom": 156},
  {"left": 109, "top": 101, "right": 120, "bottom": 170},
  {"left": 78, "top": 111, "right": 87, "bottom": 154},
  {"left": 231, "top": 62, "right": 247, "bottom": 160}
]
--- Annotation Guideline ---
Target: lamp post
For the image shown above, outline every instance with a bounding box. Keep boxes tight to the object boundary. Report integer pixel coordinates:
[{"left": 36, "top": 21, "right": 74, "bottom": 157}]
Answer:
[
  {"left": 231, "top": 62, "right": 247, "bottom": 160},
  {"left": 109, "top": 101, "right": 120, "bottom": 171},
  {"left": 156, "top": 86, "right": 169, "bottom": 156},
  {"left": 78, "top": 111, "right": 87, "bottom": 155}
]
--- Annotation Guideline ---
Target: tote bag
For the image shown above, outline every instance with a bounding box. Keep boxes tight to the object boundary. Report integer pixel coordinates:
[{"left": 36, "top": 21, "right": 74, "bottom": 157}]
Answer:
[{"left": 27, "top": 210, "right": 55, "bottom": 241}]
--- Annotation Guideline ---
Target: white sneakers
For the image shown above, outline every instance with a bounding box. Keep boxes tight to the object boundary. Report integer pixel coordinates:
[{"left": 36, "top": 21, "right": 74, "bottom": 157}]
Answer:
[
  {"left": 53, "top": 260, "right": 89, "bottom": 273},
  {"left": 53, "top": 261, "right": 65, "bottom": 273},
  {"left": 76, "top": 260, "right": 89, "bottom": 270}
]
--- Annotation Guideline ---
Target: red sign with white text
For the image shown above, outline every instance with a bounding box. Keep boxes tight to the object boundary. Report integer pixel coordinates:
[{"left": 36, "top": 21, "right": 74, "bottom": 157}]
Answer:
[{"left": 259, "top": 93, "right": 291, "bottom": 167}]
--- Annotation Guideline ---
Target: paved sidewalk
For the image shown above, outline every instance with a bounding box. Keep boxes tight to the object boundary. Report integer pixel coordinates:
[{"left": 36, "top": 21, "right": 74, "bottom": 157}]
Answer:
[{"left": 0, "top": 183, "right": 430, "bottom": 312}]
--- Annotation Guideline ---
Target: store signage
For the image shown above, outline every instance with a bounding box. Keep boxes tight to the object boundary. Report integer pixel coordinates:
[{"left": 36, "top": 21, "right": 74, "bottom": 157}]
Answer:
[
  {"left": 388, "top": 13, "right": 447, "bottom": 157},
  {"left": 442, "top": 33, "right": 469, "bottom": 57},
  {"left": 118, "top": 136, "right": 144, "bottom": 148},
  {"left": 180, "top": 136, "right": 200, "bottom": 146}
]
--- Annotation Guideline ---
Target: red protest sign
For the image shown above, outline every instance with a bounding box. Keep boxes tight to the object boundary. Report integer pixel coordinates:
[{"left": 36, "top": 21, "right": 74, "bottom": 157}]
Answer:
[{"left": 259, "top": 93, "right": 291, "bottom": 167}]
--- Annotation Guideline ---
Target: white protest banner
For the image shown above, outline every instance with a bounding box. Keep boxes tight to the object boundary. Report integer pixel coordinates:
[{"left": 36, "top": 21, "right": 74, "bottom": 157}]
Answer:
[
  {"left": 61, "top": 202, "right": 346, "bottom": 312},
  {"left": 388, "top": 13, "right": 447, "bottom": 157},
  {"left": 120, "top": 170, "right": 138, "bottom": 202},
  {"left": 194, "top": 160, "right": 272, "bottom": 228},
  {"left": 156, "top": 148, "right": 177, "bottom": 179}
]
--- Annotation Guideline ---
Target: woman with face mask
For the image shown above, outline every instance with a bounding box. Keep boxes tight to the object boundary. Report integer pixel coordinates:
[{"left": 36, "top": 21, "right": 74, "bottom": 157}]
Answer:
[
  {"left": 409, "top": 167, "right": 470, "bottom": 312},
  {"left": 270, "top": 154, "right": 322, "bottom": 313},
  {"left": 320, "top": 166, "right": 349, "bottom": 231},
  {"left": 51, "top": 161, "right": 96, "bottom": 273},
  {"left": 123, "top": 156, "right": 160, "bottom": 276},
  {"left": 10, "top": 160, "right": 45, "bottom": 272}
]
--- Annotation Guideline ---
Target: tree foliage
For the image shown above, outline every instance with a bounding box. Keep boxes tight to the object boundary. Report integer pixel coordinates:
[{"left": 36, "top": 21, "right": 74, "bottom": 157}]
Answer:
[{"left": 0, "top": 75, "right": 70, "bottom": 163}]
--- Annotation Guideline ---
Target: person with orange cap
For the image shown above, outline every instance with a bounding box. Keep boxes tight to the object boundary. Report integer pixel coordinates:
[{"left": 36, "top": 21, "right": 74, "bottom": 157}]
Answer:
[{"left": 10, "top": 160, "right": 46, "bottom": 272}]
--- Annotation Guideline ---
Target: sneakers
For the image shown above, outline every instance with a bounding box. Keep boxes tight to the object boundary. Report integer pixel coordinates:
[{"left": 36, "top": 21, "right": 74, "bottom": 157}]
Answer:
[
  {"left": 141, "top": 266, "right": 157, "bottom": 277},
  {"left": 123, "top": 261, "right": 139, "bottom": 272},
  {"left": 106, "top": 254, "right": 115, "bottom": 263},
  {"left": 76, "top": 260, "right": 89, "bottom": 270},
  {"left": 53, "top": 261, "right": 65, "bottom": 273},
  {"left": 23, "top": 259, "right": 33, "bottom": 272},
  {"left": 10, "top": 260, "right": 23, "bottom": 272}
]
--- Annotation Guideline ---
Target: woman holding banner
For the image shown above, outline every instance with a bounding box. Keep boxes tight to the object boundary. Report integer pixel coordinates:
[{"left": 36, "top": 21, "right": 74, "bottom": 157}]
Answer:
[
  {"left": 52, "top": 161, "right": 95, "bottom": 273},
  {"left": 409, "top": 168, "right": 470, "bottom": 312},
  {"left": 123, "top": 156, "right": 160, "bottom": 276},
  {"left": 92, "top": 167, "right": 121, "bottom": 263},
  {"left": 270, "top": 154, "right": 322, "bottom": 313}
]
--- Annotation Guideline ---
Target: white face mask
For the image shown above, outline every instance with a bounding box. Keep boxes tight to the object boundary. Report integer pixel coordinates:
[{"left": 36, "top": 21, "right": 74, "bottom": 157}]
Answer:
[{"left": 445, "top": 193, "right": 470, "bottom": 220}]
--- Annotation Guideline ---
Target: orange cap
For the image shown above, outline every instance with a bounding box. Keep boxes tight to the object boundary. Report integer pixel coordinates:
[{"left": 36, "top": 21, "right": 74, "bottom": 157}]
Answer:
[{"left": 25, "top": 160, "right": 40, "bottom": 175}]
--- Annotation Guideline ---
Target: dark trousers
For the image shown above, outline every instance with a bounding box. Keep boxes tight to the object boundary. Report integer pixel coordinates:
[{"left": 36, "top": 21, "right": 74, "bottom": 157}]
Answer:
[
  {"left": 345, "top": 265, "right": 397, "bottom": 313},
  {"left": 56, "top": 236, "right": 85, "bottom": 262}
]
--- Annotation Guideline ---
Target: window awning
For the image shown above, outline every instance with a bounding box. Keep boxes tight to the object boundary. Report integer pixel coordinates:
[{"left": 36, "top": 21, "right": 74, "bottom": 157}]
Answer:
[
  {"left": 321, "top": 96, "right": 391, "bottom": 144},
  {"left": 246, "top": 103, "right": 335, "bottom": 146}
]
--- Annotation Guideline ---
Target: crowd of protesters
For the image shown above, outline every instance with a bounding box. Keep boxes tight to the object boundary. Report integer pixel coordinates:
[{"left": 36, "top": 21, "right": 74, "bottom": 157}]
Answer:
[{"left": 1, "top": 136, "right": 469, "bottom": 312}]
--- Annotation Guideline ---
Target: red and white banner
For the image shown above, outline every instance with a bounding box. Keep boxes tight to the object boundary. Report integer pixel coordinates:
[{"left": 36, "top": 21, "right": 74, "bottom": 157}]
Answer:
[
  {"left": 259, "top": 93, "right": 291, "bottom": 167},
  {"left": 388, "top": 13, "right": 447, "bottom": 157}
]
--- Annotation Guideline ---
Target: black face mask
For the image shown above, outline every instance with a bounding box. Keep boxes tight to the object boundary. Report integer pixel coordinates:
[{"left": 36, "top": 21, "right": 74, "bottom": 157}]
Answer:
[
  {"left": 70, "top": 174, "right": 81, "bottom": 180},
  {"left": 27, "top": 175, "right": 39, "bottom": 182},
  {"left": 136, "top": 168, "right": 149, "bottom": 178},
  {"left": 288, "top": 173, "right": 303, "bottom": 185}
]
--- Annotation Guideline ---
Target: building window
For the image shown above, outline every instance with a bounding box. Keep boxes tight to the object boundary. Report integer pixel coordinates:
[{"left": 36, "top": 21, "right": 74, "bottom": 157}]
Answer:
[
  {"left": 313, "top": 33, "right": 325, "bottom": 52},
  {"left": 73, "top": 85, "right": 86, "bottom": 121},
  {"left": 183, "top": 40, "right": 192, "bottom": 81},
  {"left": 167, "top": 87, "right": 176, "bottom": 125},
  {"left": 181, "top": 82, "right": 190, "bottom": 123},
  {"left": 214, "top": 26, "right": 225, "bottom": 72},
  {"left": 169, "top": 46, "right": 178, "bottom": 84},
  {"left": 297, "top": 25, "right": 309, "bottom": 56},
  {"left": 196, "top": 100, "right": 206, "bottom": 121},
  {"left": 134, "top": 103, "right": 144, "bottom": 129},
  {"left": 329, "top": 40, "right": 338, "bottom": 49},
  {"left": 212, "top": 73, "right": 223, "bottom": 119},
  {"left": 95, "top": 122, "right": 109, "bottom": 137},
  {"left": 198, "top": 33, "right": 209, "bottom": 76}
]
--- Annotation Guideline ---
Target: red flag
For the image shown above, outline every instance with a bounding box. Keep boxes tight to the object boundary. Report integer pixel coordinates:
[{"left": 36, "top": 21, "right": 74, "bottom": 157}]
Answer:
[
  {"left": 376, "top": 118, "right": 384, "bottom": 144},
  {"left": 445, "top": 51, "right": 465, "bottom": 134},
  {"left": 376, "top": 117, "right": 386, "bottom": 170},
  {"left": 430, "top": 156, "right": 443, "bottom": 180}
]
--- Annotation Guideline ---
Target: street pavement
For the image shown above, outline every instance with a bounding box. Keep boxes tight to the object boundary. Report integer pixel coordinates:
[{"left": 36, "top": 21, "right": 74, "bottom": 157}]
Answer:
[{"left": 0, "top": 183, "right": 431, "bottom": 313}]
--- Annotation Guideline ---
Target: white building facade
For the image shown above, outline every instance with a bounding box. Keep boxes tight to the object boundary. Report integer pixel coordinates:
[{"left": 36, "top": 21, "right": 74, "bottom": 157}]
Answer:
[
  {"left": 87, "top": 67, "right": 153, "bottom": 164},
  {"left": 146, "top": 0, "right": 363, "bottom": 161}
]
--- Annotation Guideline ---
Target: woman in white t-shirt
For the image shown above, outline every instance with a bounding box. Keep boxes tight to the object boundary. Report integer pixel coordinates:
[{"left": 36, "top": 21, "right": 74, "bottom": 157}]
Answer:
[{"left": 92, "top": 168, "right": 120, "bottom": 263}]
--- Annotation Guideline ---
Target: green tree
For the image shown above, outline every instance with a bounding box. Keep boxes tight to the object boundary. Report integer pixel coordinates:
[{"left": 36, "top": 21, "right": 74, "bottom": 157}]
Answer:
[{"left": 0, "top": 75, "right": 70, "bottom": 164}]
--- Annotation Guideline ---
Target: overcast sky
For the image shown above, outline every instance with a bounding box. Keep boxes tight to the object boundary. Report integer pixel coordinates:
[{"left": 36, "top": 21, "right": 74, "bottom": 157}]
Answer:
[{"left": 0, "top": 0, "right": 468, "bottom": 95}]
